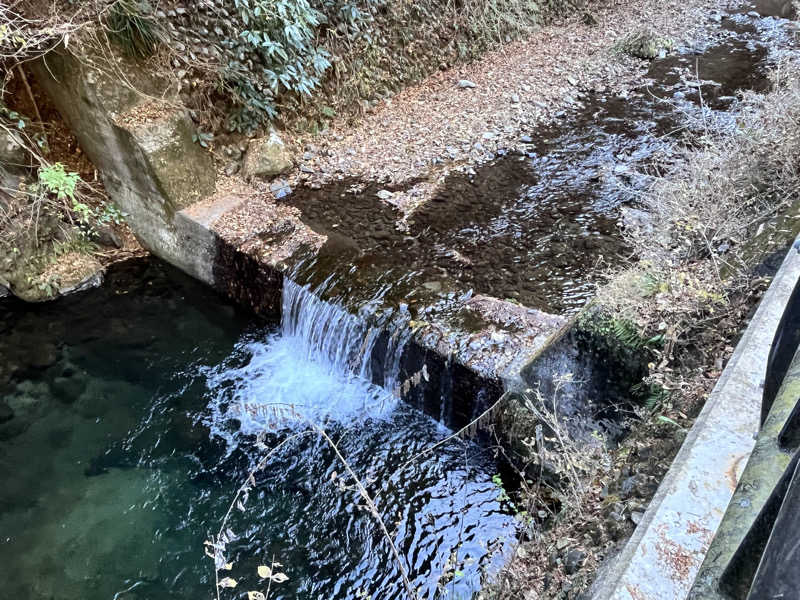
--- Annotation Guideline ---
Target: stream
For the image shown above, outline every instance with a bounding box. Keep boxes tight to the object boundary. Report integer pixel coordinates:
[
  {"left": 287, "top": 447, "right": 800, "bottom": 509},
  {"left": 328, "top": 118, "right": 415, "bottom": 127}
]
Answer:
[{"left": 0, "top": 2, "right": 797, "bottom": 599}]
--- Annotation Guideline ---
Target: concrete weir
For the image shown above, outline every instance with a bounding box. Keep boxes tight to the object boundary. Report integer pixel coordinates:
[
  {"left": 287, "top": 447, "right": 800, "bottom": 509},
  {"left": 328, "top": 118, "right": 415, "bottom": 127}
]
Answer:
[{"left": 31, "top": 46, "right": 593, "bottom": 428}]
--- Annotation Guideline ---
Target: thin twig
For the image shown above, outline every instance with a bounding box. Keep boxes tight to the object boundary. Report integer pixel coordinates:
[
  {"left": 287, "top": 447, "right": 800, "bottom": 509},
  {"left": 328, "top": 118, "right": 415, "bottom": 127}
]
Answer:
[{"left": 16, "top": 64, "right": 42, "bottom": 124}]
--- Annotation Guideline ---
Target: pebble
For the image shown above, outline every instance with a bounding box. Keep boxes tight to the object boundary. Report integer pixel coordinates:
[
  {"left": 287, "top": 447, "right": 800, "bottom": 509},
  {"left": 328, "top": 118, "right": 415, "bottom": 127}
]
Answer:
[
  {"left": 563, "top": 549, "right": 586, "bottom": 575},
  {"left": 376, "top": 189, "right": 394, "bottom": 200},
  {"left": 299, "top": 165, "right": 314, "bottom": 174},
  {"left": 458, "top": 79, "right": 477, "bottom": 88},
  {"left": 269, "top": 179, "right": 292, "bottom": 198},
  {"left": 520, "top": 135, "right": 533, "bottom": 143},
  {"left": 511, "top": 94, "right": 521, "bottom": 103}
]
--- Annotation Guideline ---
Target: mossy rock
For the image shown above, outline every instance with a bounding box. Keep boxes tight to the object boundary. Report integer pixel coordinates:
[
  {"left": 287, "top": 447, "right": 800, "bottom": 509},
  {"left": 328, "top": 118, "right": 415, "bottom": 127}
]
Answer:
[
  {"left": 243, "top": 131, "right": 293, "bottom": 180},
  {"left": 616, "top": 29, "right": 674, "bottom": 60}
]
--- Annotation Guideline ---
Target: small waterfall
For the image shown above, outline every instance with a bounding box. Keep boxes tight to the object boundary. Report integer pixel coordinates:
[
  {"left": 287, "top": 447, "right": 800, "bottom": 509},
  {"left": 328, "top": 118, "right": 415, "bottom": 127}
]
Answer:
[
  {"left": 281, "top": 278, "right": 420, "bottom": 396},
  {"left": 206, "top": 277, "right": 414, "bottom": 439}
]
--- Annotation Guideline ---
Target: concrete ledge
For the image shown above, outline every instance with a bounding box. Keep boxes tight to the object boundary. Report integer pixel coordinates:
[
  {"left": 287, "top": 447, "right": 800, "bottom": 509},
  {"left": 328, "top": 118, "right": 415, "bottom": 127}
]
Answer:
[{"left": 589, "top": 237, "right": 800, "bottom": 600}]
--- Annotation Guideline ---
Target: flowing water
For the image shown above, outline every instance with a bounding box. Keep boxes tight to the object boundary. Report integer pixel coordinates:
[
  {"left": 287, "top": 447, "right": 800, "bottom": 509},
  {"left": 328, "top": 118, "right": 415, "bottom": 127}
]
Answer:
[
  {"left": 0, "top": 260, "right": 514, "bottom": 600},
  {"left": 282, "top": 2, "right": 798, "bottom": 314}
]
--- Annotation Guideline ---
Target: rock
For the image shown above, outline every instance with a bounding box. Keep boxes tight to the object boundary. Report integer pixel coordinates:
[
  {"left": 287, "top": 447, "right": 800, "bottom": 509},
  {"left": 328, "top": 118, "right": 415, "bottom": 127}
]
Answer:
[
  {"left": 582, "top": 11, "right": 599, "bottom": 26},
  {"left": 59, "top": 268, "right": 104, "bottom": 298},
  {"left": 242, "top": 130, "right": 292, "bottom": 179},
  {"left": 0, "top": 130, "right": 29, "bottom": 192},
  {"left": 511, "top": 94, "right": 521, "bottom": 103},
  {"left": 0, "top": 129, "right": 28, "bottom": 169},
  {"left": 0, "top": 400, "right": 13, "bottom": 423},
  {"left": 567, "top": 77, "right": 578, "bottom": 86},
  {"left": 423, "top": 281, "right": 442, "bottom": 292},
  {"left": 618, "top": 30, "right": 674, "bottom": 60},
  {"left": 299, "top": 164, "right": 314, "bottom": 174},
  {"left": 269, "top": 179, "right": 292, "bottom": 199},
  {"left": 0, "top": 418, "right": 29, "bottom": 441},
  {"left": 620, "top": 473, "right": 650, "bottom": 499},
  {"left": 95, "top": 225, "right": 122, "bottom": 248},
  {"left": 302, "top": 151, "right": 315, "bottom": 160},
  {"left": 520, "top": 135, "right": 533, "bottom": 143},
  {"left": 376, "top": 189, "right": 394, "bottom": 200},
  {"left": 564, "top": 549, "right": 586, "bottom": 575},
  {"left": 224, "top": 161, "right": 240, "bottom": 176},
  {"left": 457, "top": 79, "right": 476, "bottom": 89},
  {"left": 26, "top": 343, "right": 58, "bottom": 369},
  {"left": 51, "top": 375, "right": 86, "bottom": 404},
  {"left": 223, "top": 145, "right": 242, "bottom": 160}
]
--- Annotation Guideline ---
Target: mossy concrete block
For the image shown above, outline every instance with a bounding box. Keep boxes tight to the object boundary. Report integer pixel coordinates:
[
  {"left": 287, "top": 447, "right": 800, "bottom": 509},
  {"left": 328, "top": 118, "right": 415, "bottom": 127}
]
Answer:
[
  {"left": 243, "top": 131, "right": 293, "bottom": 180},
  {"left": 129, "top": 111, "right": 215, "bottom": 214},
  {"left": 29, "top": 47, "right": 217, "bottom": 285}
]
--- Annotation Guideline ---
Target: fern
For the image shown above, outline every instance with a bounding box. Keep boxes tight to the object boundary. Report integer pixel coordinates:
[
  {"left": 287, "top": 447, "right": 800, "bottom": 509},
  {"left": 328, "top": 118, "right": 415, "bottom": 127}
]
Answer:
[{"left": 611, "top": 318, "right": 645, "bottom": 349}]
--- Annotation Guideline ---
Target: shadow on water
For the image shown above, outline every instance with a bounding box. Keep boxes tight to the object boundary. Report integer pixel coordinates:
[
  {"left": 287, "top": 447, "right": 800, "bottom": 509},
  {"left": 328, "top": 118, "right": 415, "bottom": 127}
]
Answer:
[
  {"left": 0, "top": 259, "right": 514, "bottom": 600},
  {"left": 282, "top": 3, "right": 795, "bottom": 314}
]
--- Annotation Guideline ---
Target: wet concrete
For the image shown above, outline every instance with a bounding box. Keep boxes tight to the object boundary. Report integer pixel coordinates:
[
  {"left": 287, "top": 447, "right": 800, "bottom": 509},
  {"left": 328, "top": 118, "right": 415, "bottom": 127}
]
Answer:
[{"left": 280, "top": 4, "right": 794, "bottom": 316}]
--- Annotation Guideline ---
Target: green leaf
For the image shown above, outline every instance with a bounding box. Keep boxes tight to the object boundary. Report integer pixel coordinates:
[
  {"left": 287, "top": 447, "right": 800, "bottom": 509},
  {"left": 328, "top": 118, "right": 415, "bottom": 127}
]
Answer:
[{"left": 656, "top": 415, "right": 682, "bottom": 428}]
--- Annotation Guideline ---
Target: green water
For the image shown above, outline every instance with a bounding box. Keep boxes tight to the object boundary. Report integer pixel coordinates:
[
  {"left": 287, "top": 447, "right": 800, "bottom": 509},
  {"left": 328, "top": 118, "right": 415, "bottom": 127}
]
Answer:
[{"left": 0, "top": 259, "right": 514, "bottom": 600}]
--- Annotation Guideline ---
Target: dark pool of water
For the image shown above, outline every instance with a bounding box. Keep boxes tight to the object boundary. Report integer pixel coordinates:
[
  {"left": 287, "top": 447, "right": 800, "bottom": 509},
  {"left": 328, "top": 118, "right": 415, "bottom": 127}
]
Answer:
[
  {"left": 0, "top": 259, "right": 515, "bottom": 600},
  {"left": 281, "top": 2, "right": 796, "bottom": 314}
]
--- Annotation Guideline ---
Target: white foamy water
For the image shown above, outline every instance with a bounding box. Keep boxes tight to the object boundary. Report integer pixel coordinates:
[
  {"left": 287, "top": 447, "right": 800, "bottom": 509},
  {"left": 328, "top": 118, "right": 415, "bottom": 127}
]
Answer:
[{"left": 206, "top": 279, "right": 410, "bottom": 438}]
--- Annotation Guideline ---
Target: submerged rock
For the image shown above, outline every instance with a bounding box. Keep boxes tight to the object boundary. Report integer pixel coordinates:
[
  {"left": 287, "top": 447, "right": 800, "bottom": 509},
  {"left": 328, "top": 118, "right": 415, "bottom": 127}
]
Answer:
[{"left": 0, "top": 400, "right": 13, "bottom": 423}]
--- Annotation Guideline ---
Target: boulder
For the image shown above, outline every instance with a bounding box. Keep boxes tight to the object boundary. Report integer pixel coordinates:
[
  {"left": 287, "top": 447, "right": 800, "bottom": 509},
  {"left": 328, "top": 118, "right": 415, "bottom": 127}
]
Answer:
[{"left": 243, "top": 130, "right": 293, "bottom": 179}]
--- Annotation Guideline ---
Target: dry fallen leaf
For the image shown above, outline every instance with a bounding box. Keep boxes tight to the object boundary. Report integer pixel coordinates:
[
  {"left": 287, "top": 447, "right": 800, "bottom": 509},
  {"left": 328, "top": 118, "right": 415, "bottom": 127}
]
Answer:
[
  {"left": 218, "top": 577, "right": 237, "bottom": 588},
  {"left": 257, "top": 565, "right": 271, "bottom": 579}
]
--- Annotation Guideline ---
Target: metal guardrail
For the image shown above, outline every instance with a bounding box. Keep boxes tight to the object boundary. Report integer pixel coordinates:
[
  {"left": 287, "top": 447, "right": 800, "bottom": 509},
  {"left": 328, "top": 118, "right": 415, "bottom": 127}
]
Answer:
[{"left": 689, "top": 274, "right": 800, "bottom": 599}]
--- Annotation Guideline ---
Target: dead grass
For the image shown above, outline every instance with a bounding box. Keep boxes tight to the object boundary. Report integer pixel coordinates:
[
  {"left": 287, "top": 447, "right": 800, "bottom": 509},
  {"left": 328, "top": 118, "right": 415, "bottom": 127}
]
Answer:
[
  {"left": 487, "top": 58, "right": 800, "bottom": 600},
  {"left": 628, "top": 62, "right": 800, "bottom": 277}
]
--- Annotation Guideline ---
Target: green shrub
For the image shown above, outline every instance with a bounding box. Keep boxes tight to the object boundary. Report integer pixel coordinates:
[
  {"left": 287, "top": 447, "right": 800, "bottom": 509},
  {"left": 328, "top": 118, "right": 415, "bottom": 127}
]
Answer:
[{"left": 225, "top": 0, "right": 338, "bottom": 130}]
